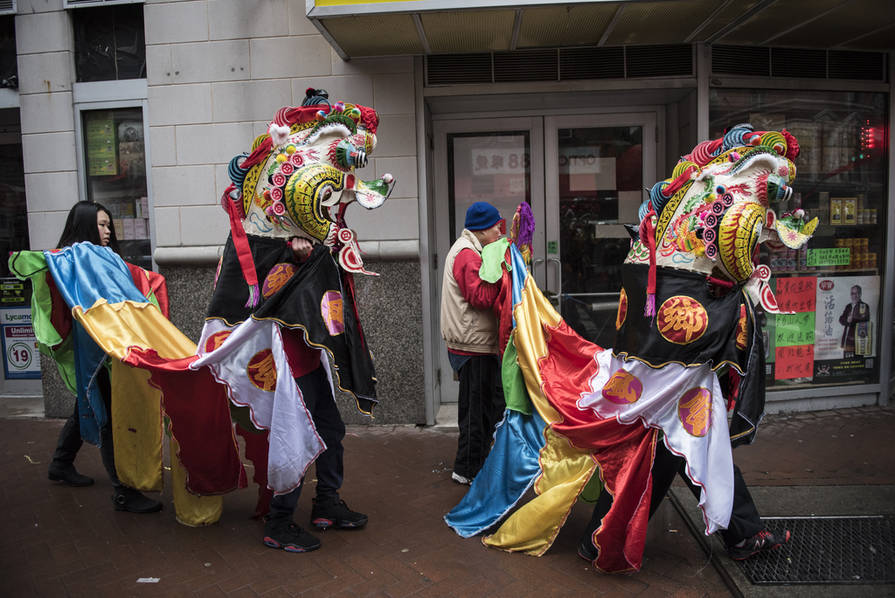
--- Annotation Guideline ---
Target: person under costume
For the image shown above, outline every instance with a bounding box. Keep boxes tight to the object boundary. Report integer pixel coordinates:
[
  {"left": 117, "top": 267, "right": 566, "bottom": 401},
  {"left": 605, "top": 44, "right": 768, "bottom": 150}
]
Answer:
[
  {"left": 197, "top": 87, "right": 395, "bottom": 551},
  {"left": 20, "top": 201, "right": 163, "bottom": 513},
  {"left": 445, "top": 124, "right": 816, "bottom": 572},
  {"left": 440, "top": 201, "right": 506, "bottom": 485}
]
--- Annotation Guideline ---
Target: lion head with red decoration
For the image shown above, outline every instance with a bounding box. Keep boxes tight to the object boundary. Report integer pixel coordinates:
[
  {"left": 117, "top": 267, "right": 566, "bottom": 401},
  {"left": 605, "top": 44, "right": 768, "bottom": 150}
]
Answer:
[{"left": 223, "top": 88, "right": 395, "bottom": 275}]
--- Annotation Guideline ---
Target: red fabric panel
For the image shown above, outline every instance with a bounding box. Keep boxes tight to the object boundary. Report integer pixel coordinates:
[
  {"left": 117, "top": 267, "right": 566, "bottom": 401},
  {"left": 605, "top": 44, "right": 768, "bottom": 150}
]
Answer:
[
  {"left": 126, "top": 262, "right": 171, "bottom": 318},
  {"left": 235, "top": 423, "right": 273, "bottom": 519},
  {"left": 125, "top": 348, "right": 245, "bottom": 495},
  {"left": 539, "top": 320, "right": 657, "bottom": 572},
  {"left": 282, "top": 327, "right": 320, "bottom": 379},
  {"left": 46, "top": 273, "right": 72, "bottom": 346}
]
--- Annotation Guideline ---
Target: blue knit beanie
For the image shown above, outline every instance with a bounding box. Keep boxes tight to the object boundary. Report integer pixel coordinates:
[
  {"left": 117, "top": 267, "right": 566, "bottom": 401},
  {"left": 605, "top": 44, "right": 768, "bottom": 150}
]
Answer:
[{"left": 465, "top": 202, "right": 501, "bottom": 231}]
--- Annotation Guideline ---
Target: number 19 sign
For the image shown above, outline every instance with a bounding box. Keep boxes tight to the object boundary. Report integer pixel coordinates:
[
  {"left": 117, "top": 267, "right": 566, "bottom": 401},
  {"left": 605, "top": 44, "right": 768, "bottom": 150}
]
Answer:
[{"left": 2, "top": 310, "right": 40, "bottom": 379}]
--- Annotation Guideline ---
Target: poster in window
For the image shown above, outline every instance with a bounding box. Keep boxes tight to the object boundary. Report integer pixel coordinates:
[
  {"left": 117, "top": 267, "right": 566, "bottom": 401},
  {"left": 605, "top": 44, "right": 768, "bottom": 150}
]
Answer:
[
  {"left": 813, "top": 274, "right": 878, "bottom": 382},
  {"left": 85, "top": 113, "right": 117, "bottom": 177}
]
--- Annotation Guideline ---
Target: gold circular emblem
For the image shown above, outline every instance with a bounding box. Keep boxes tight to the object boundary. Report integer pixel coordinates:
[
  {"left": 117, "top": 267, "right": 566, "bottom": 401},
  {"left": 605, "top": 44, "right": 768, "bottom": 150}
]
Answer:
[
  {"left": 735, "top": 305, "right": 748, "bottom": 350},
  {"left": 204, "top": 330, "right": 231, "bottom": 353},
  {"left": 246, "top": 349, "right": 277, "bottom": 392},
  {"left": 657, "top": 295, "right": 708, "bottom": 345},
  {"left": 601, "top": 369, "right": 643, "bottom": 405},
  {"left": 677, "top": 387, "right": 712, "bottom": 437},
  {"left": 616, "top": 288, "right": 628, "bottom": 330}
]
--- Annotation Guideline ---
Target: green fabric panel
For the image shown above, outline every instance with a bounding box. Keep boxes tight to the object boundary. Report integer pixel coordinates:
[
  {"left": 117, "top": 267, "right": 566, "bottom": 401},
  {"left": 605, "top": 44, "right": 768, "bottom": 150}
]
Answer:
[
  {"left": 579, "top": 469, "right": 603, "bottom": 504},
  {"left": 9, "top": 251, "right": 77, "bottom": 395},
  {"left": 9, "top": 251, "right": 63, "bottom": 348},
  {"left": 502, "top": 335, "right": 532, "bottom": 415},
  {"left": 479, "top": 238, "right": 511, "bottom": 283}
]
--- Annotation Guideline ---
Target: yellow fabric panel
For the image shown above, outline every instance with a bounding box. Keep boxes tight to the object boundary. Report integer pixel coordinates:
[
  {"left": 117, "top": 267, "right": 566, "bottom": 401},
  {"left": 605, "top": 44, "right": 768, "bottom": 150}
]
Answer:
[
  {"left": 170, "top": 436, "right": 223, "bottom": 527},
  {"left": 512, "top": 276, "right": 562, "bottom": 425},
  {"left": 73, "top": 300, "right": 196, "bottom": 361},
  {"left": 483, "top": 275, "right": 596, "bottom": 554},
  {"left": 484, "top": 426, "right": 597, "bottom": 555},
  {"left": 110, "top": 360, "right": 163, "bottom": 492}
]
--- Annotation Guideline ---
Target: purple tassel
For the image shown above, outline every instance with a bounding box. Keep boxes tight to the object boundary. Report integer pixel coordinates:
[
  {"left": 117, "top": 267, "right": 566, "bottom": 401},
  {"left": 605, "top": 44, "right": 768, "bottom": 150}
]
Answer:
[
  {"left": 644, "top": 293, "right": 656, "bottom": 318},
  {"left": 245, "top": 283, "right": 260, "bottom": 309}
]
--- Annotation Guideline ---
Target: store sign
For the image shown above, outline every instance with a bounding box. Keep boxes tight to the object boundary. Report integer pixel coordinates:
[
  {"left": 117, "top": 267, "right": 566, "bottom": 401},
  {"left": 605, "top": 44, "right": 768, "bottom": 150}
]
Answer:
[
  {"left": 471, "top": 148, "right": 529, "bottom": 175},
  {"left": 559, "top": 147, "right": 615, "bottom": 191},
  {"left": 807, "top": 247, "right": 850, "bottom": 267},
  {"left": 1, "top": 308, "right": 39, "bottom": 380}
]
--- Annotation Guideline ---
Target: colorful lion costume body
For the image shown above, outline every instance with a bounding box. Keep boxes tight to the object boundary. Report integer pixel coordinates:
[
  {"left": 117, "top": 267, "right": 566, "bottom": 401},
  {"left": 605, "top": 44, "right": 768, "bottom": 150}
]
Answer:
[
  {"left": 12, "top": 88, "right": 394, "bottom": 525},
  {"left": 446, "top": 124, "right": 815, "bottom": 572}
]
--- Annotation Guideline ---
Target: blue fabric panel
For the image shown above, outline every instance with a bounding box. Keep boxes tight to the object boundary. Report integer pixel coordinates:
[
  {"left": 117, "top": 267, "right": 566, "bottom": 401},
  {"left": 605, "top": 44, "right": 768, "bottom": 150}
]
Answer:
[{"left": 445, "top": 409, "right": 547, "bottom": 537}]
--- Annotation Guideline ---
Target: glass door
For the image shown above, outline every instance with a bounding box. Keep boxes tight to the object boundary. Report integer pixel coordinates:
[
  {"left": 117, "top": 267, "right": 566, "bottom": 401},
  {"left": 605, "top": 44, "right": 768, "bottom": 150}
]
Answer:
[
  {"left": 433, "top": 117, "right": 544, "bottom": 405},
  {"left": 544, "top": 114, "right": 656, "bottom": 349}
]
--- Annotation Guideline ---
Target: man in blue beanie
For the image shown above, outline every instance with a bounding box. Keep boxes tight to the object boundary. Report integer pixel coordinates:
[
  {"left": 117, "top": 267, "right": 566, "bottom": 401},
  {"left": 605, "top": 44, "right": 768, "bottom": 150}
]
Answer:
[{"left": 440, "top": 201, "right": 505, "bottom": 484}]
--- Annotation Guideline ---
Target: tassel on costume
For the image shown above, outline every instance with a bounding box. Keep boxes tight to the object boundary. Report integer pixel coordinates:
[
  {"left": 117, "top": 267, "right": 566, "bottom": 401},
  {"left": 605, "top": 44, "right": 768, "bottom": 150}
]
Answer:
[
  {"left": 639, "top": 207, "right": 658, "bottom": 318},
  {"left": 221, "top": 184, "right": 261, "bottom": 308}
]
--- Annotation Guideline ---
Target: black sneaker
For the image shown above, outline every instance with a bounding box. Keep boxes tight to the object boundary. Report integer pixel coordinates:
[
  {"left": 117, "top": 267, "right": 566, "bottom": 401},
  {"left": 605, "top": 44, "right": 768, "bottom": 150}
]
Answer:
[
  {"left": 263, "top": 519, "right": 321, "bottom": 553},
  {"left": 577, "top": 537, "right": 598, "bottom": 562},
  {"left": 311, "top": 496, "right": 368, "bottom": 530},
  {"left": 728, "top": 529, "right": 791, "bottom": 560},
  {"left": 112, "top": 486, "right": 163, "bottom": 514},
  {"left": 48, "top": 462, "right": 94, "bottom": 487}
]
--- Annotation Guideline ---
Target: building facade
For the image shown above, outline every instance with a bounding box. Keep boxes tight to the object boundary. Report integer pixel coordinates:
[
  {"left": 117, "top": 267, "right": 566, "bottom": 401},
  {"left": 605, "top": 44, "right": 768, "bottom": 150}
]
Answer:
[{"left": 3, "top": 0, "right": 893, "bottom": 423}]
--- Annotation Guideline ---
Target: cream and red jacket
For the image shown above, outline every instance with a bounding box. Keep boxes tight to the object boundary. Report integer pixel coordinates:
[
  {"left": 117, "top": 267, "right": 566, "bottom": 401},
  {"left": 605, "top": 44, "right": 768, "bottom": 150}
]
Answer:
[{"left": 440, "top": 229, "right": 500, "bottom": 355}]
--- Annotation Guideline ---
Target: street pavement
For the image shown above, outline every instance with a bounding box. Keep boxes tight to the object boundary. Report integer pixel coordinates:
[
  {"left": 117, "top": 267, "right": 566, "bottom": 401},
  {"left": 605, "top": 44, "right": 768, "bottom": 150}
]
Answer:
[{"left": 0, "top": 402, "right": 892, "bottom": 597}]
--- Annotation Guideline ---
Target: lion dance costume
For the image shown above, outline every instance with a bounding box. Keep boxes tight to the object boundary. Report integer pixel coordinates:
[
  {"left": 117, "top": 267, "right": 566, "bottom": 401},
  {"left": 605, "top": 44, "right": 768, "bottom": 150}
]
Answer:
[
  {"left": 12, "top": 88, "right": 394, "bottom": 525},
  {"left": 446, "top": 124, "right": 816, "bottom": 572}
]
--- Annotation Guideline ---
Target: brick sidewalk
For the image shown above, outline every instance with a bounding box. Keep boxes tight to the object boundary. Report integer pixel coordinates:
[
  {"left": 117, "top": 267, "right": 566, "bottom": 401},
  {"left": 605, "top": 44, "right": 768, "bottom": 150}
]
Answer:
[
  {"left": 732, "top": 406, "right": 895, "bottom": 487},
  {"left": 1, "top": 418, "right": 729, "bottom": 597},
  {"left": 2, "top": 406, "right": 891, "bottom": 597}
]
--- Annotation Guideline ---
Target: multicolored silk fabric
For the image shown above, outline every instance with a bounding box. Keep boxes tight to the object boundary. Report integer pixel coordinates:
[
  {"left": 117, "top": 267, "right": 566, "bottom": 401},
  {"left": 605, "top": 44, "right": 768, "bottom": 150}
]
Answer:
[
  {"left": 447, "top": 125, "right": 815, "bottom": 573},
  {"left": 9, "top": 243, "right": 223, "bottom": 526}
]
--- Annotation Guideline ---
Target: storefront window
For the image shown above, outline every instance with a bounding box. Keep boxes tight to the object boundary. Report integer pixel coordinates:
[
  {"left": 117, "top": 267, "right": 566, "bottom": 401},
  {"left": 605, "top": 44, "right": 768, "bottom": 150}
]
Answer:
[
  {"left": 447, "top": 132, "right": 530, "bottom": 241},
  {"left": 81, "top": 107, "right": 150, "bottom": 269},
  {"left": 711, "top": 88, "right": 887, "bottom": 390},
  {"left": 73, "top": 4, "right": 145, "bottom": 83}
]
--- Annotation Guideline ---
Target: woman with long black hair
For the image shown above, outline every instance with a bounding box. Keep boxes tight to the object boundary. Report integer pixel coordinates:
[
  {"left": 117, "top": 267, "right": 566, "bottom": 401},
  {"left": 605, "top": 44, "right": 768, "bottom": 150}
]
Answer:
[{"left": 46, "top": 201, "right": 162, "bottom": 513}]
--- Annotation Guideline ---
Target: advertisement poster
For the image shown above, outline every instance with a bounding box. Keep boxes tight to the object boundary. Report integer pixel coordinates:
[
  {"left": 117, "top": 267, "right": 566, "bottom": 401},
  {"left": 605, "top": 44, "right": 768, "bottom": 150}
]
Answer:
[
  {"left": 771, "top": 276, "right": 817, "bottom": 381},
  {"left": 1, "top": 308, "right": 40, "bottom": 380},
  {"left": 813, "top": 274, "right": 878, "bottom": 382},
  {"left": 85, "top": 112, "right": 118, "bottom": 177}
]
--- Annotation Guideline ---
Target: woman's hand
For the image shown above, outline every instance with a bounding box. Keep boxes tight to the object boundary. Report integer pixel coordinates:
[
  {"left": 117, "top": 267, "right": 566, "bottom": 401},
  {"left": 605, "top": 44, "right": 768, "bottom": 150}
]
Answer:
[{"left": 290, "top": 237, "right": 314, "bottom": 262}]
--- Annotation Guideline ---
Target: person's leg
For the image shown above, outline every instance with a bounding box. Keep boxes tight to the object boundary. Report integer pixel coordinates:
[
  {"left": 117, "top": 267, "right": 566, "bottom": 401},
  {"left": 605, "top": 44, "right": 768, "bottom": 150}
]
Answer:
[
  {"left": 93, "top": 366, "right": 161, "bottom": 513},
  {"left": 453, "top": 358, "right": 475, "bottom": 481},
  {"left": 264, "top": 485, "right": 321, "bottom": 552},
  {"left": 579, "top": 440, "right": 682, "bottom": 559},
  {"left": 480, "top": 356, "right": 505, "bottom": 467},
  {"left": 300, "top": 367, "right": 366, "bottom": 530},
  {"left": 679, "top": 460, "right": 790, "bottom": 559},
  {"left": 453, "top": 356, "right": 495, "bottom": 480},
  {"left": 48, "top": 401, "right": 94, "bottom": 486}
]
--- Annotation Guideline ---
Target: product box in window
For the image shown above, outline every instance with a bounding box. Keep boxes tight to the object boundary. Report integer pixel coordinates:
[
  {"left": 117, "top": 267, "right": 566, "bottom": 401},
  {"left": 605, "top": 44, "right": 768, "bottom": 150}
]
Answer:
[
  {"left": 841, "top": 198, "right": 857, "bottom": 225},
  {"left": 830, "top": 197, "right": 842, "bottom": 225}
]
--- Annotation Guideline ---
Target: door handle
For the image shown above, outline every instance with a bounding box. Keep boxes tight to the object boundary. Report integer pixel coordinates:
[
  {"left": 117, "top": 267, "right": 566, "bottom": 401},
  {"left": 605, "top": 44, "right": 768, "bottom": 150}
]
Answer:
[{"left": 547, "top": 256, "right": 561, "bottom": 311}]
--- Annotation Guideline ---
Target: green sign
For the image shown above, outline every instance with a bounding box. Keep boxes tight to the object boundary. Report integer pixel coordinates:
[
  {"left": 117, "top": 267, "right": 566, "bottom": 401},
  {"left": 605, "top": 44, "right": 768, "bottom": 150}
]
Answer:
[
  {"left": 774, "top": 312, "right": 815, "bottom": 347},
  {"left": 807, "top": 247, "right": 850, "bottom": 267},
  {"left": 547, "top": 241, "right": 558, "bottom": 254},
  {"left": 85, "top": 112, "right": 117, "bottom": 177}
]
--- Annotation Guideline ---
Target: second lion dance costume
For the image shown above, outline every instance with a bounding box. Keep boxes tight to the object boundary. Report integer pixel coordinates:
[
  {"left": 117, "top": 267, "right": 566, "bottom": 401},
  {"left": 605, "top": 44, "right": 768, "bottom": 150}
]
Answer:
[
  {"left": 446, "top": 124, "right": 816, "bottom": 572},
  {"left": 12, "top": 88, "right": 395, "bottom": 526}
]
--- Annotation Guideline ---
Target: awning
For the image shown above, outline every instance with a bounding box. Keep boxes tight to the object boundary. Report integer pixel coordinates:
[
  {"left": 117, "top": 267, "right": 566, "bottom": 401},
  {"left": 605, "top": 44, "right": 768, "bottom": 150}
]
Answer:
[{"left": 306, "top": 0, "right": 895, "bottom": 60}]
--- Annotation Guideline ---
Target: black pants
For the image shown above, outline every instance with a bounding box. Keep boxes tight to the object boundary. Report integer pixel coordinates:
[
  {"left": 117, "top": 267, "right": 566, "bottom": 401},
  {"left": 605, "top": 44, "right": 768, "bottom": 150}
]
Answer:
[
  {"left": 268, "top": 366, "right": 345, "bottom": 520},
  {"left": 583, "top": 442, "right": 764, "bottom": 549},
  {"left": 453, "top": 354, "right": 504, "bottom": 479},
  {"left": 51, "top": 367, "right": 120, "bottom": 486}
]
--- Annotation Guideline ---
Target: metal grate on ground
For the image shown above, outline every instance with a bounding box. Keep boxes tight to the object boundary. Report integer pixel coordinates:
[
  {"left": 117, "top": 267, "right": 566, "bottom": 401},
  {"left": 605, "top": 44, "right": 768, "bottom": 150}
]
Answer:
[{"left": 737, "top": 516, "right": 895, "bottom": 585}]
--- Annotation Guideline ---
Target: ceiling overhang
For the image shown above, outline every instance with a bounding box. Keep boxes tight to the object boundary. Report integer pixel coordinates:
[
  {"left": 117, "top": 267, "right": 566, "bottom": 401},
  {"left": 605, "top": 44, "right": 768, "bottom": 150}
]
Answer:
[{"left": 306, "top": 0, "right": 895, "bottom": 61}]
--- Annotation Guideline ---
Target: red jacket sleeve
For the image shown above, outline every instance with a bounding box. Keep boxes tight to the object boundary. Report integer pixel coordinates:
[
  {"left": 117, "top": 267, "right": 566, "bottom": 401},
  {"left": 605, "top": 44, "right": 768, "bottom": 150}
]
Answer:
[{"left": 453, "top": 248, "right": 500, "bottom": 309}]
